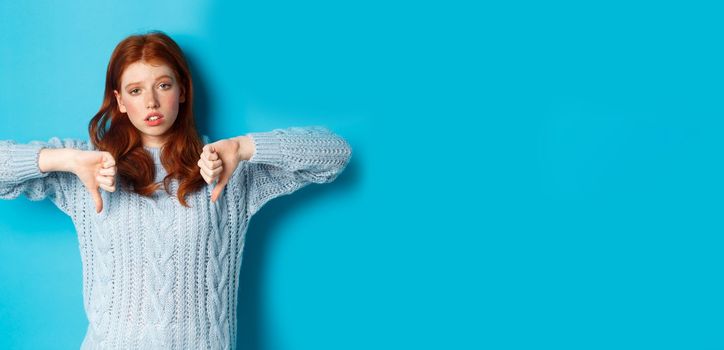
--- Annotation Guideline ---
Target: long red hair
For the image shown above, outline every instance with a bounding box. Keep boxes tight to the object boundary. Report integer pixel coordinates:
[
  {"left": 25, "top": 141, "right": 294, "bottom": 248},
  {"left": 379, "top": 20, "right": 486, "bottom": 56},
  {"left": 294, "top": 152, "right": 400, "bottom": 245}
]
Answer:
[{"left": 88, "top": 31, "right": 205, "bottom": 207}]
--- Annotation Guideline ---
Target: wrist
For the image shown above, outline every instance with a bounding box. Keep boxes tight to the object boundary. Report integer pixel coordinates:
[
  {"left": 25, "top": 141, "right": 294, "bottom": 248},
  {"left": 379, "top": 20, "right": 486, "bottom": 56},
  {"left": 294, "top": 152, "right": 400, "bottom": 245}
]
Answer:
[
  {"left": 68, "top": 149, "right": 84, "bottom": 173},
  {"left": 232, "top": 135, "right": 255, "bottom": 161},
  {"left": 39, "top": 148, "right": 79, "bottom": 173}
]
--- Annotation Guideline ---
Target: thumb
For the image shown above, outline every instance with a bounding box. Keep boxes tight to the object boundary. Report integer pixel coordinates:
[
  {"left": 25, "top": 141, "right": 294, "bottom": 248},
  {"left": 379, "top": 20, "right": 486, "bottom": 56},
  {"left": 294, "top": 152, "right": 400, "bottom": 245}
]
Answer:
[
  {"left": 101, "top": 151, "right": 115, "bottom": 167},
  {"left": 211, "top": 177, "right": 228, "bottom": 203},
  {"left": 91, "top": 186, "right": 103, "bottom": 213}
]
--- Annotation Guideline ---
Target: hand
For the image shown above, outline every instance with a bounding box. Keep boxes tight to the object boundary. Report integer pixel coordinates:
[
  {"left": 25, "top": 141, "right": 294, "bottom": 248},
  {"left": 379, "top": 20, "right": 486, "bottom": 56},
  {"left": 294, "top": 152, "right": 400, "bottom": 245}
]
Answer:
[
  {"left": 198, "top": 138, "right": 243, "bottom": 202},
  {"left": 72, "top": 150, "right": 117, "bottom": 213}
]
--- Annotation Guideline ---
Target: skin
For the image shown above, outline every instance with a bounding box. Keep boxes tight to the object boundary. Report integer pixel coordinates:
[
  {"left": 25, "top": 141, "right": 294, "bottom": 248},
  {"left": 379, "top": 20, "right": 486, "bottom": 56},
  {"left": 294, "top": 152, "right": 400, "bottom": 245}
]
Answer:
[
  {"left": 198, "top": 135, "right": 255, "bottom": 202},
  {"left": 38, "top": 60, "right": 256, "bottom": 212},
  {"left": 113, "top": 60, "right": 185, "bottom": 148},
  {"left": 39, "top": 147, "right": 116, "bottom": 213}
]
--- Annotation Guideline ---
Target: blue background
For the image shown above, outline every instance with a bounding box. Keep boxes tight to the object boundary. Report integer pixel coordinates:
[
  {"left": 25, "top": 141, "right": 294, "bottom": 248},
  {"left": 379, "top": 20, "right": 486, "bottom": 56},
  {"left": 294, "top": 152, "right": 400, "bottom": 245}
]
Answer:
[{"left": 1, "top": 0, "right": 723, "bottom": 349}]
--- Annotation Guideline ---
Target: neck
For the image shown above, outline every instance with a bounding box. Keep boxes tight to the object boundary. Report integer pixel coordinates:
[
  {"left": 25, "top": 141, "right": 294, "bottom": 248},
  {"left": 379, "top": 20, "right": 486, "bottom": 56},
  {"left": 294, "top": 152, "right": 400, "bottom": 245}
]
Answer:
[{"left": 142, "top": 134, "right": 167, "bottom": 149}]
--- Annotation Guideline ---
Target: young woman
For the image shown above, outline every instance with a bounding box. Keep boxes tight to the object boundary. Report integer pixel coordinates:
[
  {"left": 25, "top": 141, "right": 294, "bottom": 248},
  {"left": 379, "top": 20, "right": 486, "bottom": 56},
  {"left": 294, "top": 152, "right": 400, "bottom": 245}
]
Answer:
[{"left": 0, "top": 31, "right": 351, "bottom": 350}]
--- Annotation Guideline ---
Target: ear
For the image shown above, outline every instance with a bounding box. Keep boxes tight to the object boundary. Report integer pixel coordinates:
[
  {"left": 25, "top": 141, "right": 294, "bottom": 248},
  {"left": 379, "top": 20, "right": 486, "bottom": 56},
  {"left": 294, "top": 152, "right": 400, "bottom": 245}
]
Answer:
[{"left": 113, "top": 90, "right": 127, "bottom": 113}]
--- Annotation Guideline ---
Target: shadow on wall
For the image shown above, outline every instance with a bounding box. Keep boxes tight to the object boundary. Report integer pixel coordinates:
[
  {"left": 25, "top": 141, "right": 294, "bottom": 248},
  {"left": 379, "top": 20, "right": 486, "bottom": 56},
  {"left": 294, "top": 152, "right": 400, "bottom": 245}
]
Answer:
[
  {"left": 179, "top": 34, "right": 362, "bottom": 349},
  {"left": 236, "top": 157, "right": 360, "bottom": 350},
  {"left": 181, "top": 44, "right": 215, "bottom": 138}
]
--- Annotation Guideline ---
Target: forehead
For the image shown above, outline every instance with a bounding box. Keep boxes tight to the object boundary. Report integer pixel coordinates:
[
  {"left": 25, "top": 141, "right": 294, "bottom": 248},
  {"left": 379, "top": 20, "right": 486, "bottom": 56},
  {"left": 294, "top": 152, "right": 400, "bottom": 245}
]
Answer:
[{"left": 121, "top": 61, "right": 176, "bottom": 84}]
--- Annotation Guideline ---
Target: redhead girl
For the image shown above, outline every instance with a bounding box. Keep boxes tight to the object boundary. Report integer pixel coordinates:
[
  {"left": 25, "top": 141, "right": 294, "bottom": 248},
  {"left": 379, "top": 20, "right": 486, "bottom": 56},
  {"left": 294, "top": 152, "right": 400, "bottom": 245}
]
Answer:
[{"left": 0, "top": 31, "right": 351, "bottom": 350}]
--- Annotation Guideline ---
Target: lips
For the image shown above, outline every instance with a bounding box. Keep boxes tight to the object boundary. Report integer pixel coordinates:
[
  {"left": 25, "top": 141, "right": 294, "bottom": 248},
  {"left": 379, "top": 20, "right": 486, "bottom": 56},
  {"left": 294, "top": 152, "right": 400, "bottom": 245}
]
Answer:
[{"left": 145, "top": 112, "right": 164, "bottom": 121}]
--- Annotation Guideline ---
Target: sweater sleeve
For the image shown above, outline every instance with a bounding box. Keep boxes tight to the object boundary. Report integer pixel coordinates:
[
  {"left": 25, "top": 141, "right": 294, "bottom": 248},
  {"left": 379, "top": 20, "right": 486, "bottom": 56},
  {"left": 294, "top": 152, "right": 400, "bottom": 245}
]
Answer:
[
  {"left": 242, "top": 126, "right": 352, "bottom": 217},
  {"left": 0, "top": 137, "right": 89, "bottom": 216}
]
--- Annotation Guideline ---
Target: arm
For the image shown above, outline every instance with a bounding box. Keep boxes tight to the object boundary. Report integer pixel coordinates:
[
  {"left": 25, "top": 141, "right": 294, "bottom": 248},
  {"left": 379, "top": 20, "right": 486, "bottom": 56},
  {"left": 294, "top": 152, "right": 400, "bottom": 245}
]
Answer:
[
  {"left": 229, "top": 135, "right": 255, "bottom": 162},
  {"left": 0, "top": 138, "right": 89, "bottom": 216},
  {"left": 234, "top": 126, "right": 352, "bottom": 216},
  {"left": 38, "top": 148, "right": 79, "bottom": 173}
]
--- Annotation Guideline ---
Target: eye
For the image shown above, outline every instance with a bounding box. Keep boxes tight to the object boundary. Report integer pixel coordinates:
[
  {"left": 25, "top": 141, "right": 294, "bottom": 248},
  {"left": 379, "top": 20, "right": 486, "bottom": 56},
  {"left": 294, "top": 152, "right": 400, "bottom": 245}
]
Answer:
[
  {"left": 129, "top": 88, "right": 141, "bottom": 95},
  {"left": 159, "top": 82, "right": 172, "bottom": 89}
]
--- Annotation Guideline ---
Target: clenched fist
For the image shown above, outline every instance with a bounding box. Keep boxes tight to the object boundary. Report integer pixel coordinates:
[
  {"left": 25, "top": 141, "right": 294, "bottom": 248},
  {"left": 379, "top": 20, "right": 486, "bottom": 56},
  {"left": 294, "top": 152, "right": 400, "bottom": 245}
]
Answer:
[
  {"left": 198, "top": 137, "right": 254, "bottom": 203},
  {"left": 72, "top": 151, "right": 117, "bottom": 213}
]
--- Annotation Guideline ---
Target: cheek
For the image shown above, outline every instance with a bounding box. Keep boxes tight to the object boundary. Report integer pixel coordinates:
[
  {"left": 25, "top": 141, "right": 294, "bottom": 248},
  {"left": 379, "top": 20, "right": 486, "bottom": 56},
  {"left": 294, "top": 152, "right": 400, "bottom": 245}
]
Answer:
[
  {"left": 165, "top": 96, "right": 180, "bottom": 106},
  {"left": 124, "top": 99, "right": 144, "bottom": 116},
  {"left": 163, "top": 95, "right": 181, "bottom": 112}
]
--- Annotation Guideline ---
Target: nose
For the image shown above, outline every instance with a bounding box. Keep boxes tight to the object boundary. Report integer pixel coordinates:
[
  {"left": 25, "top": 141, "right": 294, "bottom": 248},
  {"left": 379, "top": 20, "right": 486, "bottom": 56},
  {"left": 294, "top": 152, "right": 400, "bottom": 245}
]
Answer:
[{"left": 145, "top": 90, "right": 160, "bottom": 109}]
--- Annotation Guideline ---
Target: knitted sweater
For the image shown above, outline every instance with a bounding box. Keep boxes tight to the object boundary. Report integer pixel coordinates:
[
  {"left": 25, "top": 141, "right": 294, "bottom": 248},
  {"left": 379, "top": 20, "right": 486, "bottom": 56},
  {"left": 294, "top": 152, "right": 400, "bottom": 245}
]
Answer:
[{"left": 0, "top": 126, "right": 352, "bottom": 350}]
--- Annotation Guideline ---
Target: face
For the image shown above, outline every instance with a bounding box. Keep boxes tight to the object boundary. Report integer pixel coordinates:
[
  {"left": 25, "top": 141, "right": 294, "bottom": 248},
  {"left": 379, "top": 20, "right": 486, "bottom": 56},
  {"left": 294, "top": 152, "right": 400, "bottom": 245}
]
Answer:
[{"left": 113, "top": 61, "right": 185, "bottom": 148}]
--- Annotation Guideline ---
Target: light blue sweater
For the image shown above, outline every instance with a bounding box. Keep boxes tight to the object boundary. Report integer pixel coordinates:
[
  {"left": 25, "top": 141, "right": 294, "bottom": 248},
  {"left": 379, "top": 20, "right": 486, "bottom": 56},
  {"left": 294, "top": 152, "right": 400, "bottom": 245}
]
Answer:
[{"left": 0, "top": 126, "right": 352, "bottom": 350}]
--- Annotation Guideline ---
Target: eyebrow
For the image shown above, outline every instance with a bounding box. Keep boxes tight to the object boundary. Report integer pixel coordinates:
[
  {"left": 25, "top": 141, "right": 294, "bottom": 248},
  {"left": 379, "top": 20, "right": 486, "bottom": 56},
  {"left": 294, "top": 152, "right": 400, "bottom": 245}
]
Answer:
[{"left": 124, "top": 75, "right": 175, "bottom": 90}]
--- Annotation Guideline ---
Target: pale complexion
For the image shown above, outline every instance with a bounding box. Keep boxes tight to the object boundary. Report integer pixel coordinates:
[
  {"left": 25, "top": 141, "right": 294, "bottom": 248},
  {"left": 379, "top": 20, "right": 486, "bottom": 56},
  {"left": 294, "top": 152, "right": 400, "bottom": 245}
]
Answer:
[
  {"left": 38, "top": 147, "right": 116, "bottom": 213},
  {"left": 199, "top": 135, "right": 255, "bottom": 202},
  {"left": 38, "top": 61, "right": 256, "bottom": 212},
  {"left": 113, "top": 61, "right": 185, "bottom": 148}
]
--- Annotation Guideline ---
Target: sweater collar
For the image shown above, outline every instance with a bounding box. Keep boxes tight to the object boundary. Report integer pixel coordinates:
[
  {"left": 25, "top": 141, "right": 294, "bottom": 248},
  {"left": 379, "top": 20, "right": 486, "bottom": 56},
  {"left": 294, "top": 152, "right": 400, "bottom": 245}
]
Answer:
[
  {"left": 143, "top": 145, "right": 162, "bottom": 163},
  {"left": 142, "top": 146, "right": 167, "bottom": 183}
]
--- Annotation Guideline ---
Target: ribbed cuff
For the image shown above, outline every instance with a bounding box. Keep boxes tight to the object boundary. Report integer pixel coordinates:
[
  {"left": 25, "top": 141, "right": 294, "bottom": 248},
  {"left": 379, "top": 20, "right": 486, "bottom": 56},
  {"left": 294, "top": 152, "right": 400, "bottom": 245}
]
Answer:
[
  {"left": 247, "top": 131, "right": 283, "bottom": 164},
  {"left": 12, "top": 143, "right": 48, "bottom": 182}
]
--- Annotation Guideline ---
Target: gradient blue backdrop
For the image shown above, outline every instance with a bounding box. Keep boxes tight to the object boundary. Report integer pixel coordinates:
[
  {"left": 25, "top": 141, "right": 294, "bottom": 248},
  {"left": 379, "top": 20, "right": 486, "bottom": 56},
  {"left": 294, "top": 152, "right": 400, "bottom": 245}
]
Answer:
[{"left": 1, "top": 0, "right": 723, "bottom": 349}]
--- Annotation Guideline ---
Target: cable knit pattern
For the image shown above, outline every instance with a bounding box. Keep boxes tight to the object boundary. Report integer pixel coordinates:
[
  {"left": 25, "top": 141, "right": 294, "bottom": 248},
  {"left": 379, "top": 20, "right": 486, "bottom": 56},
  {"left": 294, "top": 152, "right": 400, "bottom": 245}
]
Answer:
[{"left": 0, "top": 126, "right": 352, "bottom": 350}]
